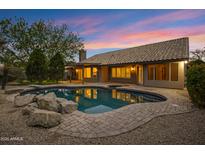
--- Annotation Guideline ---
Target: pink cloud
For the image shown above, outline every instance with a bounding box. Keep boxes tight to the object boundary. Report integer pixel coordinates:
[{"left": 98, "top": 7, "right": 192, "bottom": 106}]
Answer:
[
  {"left": 85, "top": 24, "right": 205, "bottom": 50},
  {"left": 55, "top": 13, "right": 131, "bottom": 36},
  {"left": 101, "top": 10, "right": 205, "bottom": 39}
]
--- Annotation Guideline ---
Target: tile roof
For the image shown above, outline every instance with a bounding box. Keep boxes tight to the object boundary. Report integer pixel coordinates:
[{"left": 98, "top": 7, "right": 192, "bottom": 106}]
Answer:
[{"left": 80, "top": 37, "right": 189, "bottom": 65}]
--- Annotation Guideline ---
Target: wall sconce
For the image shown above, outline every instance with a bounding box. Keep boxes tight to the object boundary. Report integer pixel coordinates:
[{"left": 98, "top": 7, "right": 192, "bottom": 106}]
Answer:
[
  {"left": 131, "top": 66, "right": 135, "bottom": 72},
  {"left": 184, "top": 60, "right": 188, "bottom": 64}
]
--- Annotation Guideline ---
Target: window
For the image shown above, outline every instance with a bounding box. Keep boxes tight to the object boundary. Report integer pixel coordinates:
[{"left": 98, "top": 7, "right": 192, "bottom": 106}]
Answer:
[
  {"left": 148, "top": 65, "right": 155, "bottom": 80},
  {"left": 171, "top": 63, "right": 178, "bottom": 81},
  {"left": 121, "top": 67, "right": 126, "bottom": 78},
  {"left": 111, "top": 67, "right": 131, "bottom": 78},
  {"left": 92, "top": 67, "right": 98, "bottom": 78},
  {"left": 155, "top": 64, "right": 169, "bottom": 80},
  {"left": 84, "top": 67, "right": 91, "bottom": 78},
  {"left": 76, "top": 69, "right": 82, "bottom": 80},
  {"left": 117, "top": 68, "right": 121, "bottom": 77},
  {"left": 112, "top": 68, "right": 116, "bottom": 78}
]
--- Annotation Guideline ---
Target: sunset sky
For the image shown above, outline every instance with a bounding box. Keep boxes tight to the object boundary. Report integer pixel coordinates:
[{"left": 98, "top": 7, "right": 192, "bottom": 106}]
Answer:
[{"left": 0, "top": 9, "right": 205, "bottom": 57}]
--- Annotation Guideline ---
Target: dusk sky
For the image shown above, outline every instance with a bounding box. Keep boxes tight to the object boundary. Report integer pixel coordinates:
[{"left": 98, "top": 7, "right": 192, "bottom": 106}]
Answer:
[{"left": 0, "top": 9, "right": 205, "bottom": 58}]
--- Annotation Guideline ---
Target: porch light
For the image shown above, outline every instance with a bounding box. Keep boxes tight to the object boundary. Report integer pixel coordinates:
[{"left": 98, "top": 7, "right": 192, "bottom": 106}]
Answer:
[
  {"left": 184, "top": 60, "right": 188, "bottom": 64},
  {"left": 131, "top": 66, "right": 135, "bottom": 72}
]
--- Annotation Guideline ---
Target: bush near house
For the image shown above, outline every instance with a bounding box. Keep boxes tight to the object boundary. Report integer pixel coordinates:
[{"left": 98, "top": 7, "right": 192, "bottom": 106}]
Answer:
[
  {"left": 187, "top": 61, "right": 205, "bottom": 108},
  {"left": 26, "top": 49, "right": 48, "bottom": 83},
  {"left": 188, "top": 59, "right": 205, "bottom": 68},
  {"left": 48, "top": 52, "right": 65, "bottom": 82}
]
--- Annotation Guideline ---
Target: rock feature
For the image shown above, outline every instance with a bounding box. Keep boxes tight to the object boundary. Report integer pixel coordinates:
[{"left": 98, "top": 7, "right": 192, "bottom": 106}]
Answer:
[
  {"left": 22, "top": 106, "right": 37, "bottom": 116},
  {"left": 56, "top": 98, "right": 78, "bottom": 114},
  {"left": 37, "top": 93, "right": 60, "bottom": 112},
  {"left": 22, "top": 102, "right": 39, "bottom": 115},
  {"left": 14, "top": 91, "right": 79, "bottom": 128},
  {"left": 26, "top": 109, "right": 62, "bottom": 128},
  {"left": 14, "top": 94, "right": 35, "bottom": 107}
]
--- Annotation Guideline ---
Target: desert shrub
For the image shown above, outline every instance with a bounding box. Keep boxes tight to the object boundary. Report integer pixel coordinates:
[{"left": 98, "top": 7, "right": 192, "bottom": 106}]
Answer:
[
  {"left": 26, "top": 49, "right": 48, "bottom": 82},
  {"left": 48, "top": 52, "right": 64, "bottom": 82},
  {"left": 187, "top": 62, "right": 205, "bottom": 107}
]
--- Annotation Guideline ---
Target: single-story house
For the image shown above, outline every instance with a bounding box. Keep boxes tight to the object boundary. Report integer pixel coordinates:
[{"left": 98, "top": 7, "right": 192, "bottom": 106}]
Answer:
[{"left": 74, "top": 37, "right": 189, "bottom": 89}]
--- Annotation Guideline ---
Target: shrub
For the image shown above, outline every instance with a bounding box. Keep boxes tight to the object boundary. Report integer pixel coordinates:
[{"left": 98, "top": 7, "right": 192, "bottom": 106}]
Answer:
[
  {"left": 48, "top": 52, "right": 64, "bottom": 82},
  {"left": 187, "top": 63, "right": 205, "bottom": 107},
  {"left": 26, "top": 49, "right": 48, "bottom": 82},
  {"left": 188, "top": 59, "right": 205, "bottom": 68}
]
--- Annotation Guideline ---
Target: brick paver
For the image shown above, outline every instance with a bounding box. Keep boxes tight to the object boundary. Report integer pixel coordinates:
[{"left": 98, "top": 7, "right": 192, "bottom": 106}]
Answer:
[{"left": 48, "top": 84, "right": 195, "bottom": 138}]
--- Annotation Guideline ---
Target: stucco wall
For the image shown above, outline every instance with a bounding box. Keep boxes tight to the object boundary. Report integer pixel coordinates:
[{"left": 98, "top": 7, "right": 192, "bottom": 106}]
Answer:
[{"left": 143, "top": 61, "right": 186, "bottom": 89}]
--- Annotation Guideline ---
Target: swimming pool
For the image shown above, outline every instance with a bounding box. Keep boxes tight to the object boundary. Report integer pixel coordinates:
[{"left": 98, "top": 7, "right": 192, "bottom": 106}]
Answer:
[{"left": 22, "top": 87, "right": 166, "bottom": 114}]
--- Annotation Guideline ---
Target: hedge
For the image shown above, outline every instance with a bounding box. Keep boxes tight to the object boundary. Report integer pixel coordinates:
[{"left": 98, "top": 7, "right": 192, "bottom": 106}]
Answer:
[{"left": 187, "top": 62, "right": 205, "bottom": 107}]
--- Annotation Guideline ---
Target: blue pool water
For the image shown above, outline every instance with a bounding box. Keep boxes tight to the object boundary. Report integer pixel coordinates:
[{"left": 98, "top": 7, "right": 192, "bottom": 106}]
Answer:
[{"left": 23, "top": 87, "right": 166, "bottom": 114}]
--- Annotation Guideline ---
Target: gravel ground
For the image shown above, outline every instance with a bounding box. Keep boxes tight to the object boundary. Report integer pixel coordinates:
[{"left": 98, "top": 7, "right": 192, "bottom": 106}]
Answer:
[{"left": 0, "top": 93, "right": 205, "bottom": 145}]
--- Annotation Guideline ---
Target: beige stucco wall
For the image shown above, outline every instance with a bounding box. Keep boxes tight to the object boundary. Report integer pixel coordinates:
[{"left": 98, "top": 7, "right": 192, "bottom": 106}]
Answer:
[{"left": 143, "top": 61, "right": 186, "bottom": 89}]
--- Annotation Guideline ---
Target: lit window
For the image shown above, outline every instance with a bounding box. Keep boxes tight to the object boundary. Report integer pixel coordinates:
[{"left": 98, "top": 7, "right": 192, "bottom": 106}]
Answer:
[
  {"left": 121, "top": 67, "right": 126, "bottom": 78},
  {"left": 112, "top": 67, "right": 131, "bottom": 78},
  {"left": 156, "top": 64, "right": 169, "bottom": 80},
  {"left": 117, "top": 68, "right": 121, "bottom": 78},
  {"left": 112, "top": 68, "right": 116, "bottom": 78},
  {"left": 84, "top": 67, "right": 91, "bottom": 78},
  {"left": 92, "top": 67, "right": 98, "bottom": 78},
  {"left": 76, "top": 69, "right": 82, "bottom": 80},
  {"left": 171, "top": 63, "right": 178, "bottom": 81}
]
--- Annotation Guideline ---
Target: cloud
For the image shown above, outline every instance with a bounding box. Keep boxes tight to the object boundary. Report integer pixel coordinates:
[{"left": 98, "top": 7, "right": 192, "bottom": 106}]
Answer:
[
  {"left": 100, "top": 10, "right": 205, "bottom": 39},
  {"left": 85, "top": 24, "right": 205, "bottom": 51},
  {"left": 55, "top": 13, "right": 132, "bottom": 36}
]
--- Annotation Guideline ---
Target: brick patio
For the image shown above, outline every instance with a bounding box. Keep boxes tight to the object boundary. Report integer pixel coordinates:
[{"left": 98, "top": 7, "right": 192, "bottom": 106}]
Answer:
[{"left": 46, "top": 84, "right": 195, "bottom": 138}]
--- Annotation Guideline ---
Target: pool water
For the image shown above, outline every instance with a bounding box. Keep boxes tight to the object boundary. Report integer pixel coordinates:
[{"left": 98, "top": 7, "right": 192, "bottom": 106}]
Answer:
[{"left": 26, "top": 87, "right": 166, "bottom": 114}]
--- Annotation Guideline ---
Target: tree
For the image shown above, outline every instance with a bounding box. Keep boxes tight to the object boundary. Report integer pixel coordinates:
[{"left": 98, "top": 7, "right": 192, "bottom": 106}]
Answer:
[
  {"left": 26, "top": 49, "right": 48, "bottom": 82},
  {"left": 190, "top": 48, "right": 205, "bottom": 61},
  {"left": 48, "top": 52, "right": 65, "bottom": 82},
  {"left": 0, "top": 17, "right": 84, "bottom": 67}
]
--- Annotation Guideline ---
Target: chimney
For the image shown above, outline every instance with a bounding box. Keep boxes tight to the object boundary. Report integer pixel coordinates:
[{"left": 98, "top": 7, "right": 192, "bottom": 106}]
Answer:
[{"left": 79, "top": 49, "right": 87, "bottom": 62}]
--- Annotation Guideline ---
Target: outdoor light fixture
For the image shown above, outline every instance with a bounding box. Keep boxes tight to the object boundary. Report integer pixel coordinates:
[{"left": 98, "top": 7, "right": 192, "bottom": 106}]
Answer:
[
  {"left": 184, "top": 60, "right": 188, "bottom": 64},
  {"left": 131, "top": 66, "right": 135, "bottom": 72}
]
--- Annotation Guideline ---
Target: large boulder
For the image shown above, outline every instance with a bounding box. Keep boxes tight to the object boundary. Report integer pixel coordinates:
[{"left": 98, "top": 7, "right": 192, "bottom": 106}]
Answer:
[
  {"left": 14, "top": 94, "right": 36, "bottom": 107},
  {"left": 22, "top": 105, "right": 37, "bottom": 116},
  {"left": 37, "top": 92, "right": 60, "bottom": 112},
  {"left": 56, "top": 98, "right": 78, "bottom": 114},
  {"left": 26, "top": 109, "right": 61, "bottom": 128},
  {"left": 22, "top": 102, "right": 39, "bottom": 115}
]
